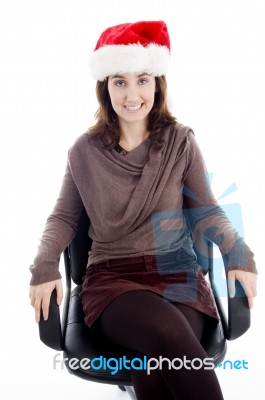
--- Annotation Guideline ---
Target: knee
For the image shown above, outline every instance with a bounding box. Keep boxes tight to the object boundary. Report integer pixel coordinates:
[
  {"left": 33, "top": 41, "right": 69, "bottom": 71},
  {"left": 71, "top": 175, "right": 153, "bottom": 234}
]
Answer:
[{"left": 146, "top": 320, "right": 191, "bottom": 357}]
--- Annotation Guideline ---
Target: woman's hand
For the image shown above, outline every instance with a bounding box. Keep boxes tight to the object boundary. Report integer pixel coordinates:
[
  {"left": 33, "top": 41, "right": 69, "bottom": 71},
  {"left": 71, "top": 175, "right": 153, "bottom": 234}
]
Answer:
[
  {"left": 227, "top": 270, "right": 257, "bottom": 309},
  {"left": 29, "top": 279, "right": 63, "bottom": 323}
]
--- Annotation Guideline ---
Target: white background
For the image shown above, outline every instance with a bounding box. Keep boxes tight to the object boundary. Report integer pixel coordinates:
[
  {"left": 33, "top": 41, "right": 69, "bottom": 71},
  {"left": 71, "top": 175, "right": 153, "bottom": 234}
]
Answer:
[{"left": 0, "top": 0, "right": 264, "bottom": 398}]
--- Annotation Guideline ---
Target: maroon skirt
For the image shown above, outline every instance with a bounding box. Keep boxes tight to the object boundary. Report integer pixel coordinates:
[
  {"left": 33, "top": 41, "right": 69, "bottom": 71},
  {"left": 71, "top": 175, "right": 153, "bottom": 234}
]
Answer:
[{"left": 80, "top": 248, "right": 219, "bottom": 328}]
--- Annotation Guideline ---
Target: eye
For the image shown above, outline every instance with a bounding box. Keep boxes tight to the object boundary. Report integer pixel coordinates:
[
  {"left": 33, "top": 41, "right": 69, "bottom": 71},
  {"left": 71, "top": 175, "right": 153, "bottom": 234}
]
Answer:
[
  {"left": 138, "top": 78, "right": 149, "bottom": 85},
  {"left": 114, "top": 80, "right": 126, "bottom": 87}
]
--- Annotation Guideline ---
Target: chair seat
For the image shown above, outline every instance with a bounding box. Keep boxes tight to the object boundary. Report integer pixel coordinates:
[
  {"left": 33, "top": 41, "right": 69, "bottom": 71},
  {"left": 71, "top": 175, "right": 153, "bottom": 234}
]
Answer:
[
  {"left": 64, "top": 286, "right": 133, "bottom": 384},
  {"left": 63, "top": 286, "right": 227, "bottom": 384},
  {"left": 202, "top": 319, "right": 227, "bottom": 364}
]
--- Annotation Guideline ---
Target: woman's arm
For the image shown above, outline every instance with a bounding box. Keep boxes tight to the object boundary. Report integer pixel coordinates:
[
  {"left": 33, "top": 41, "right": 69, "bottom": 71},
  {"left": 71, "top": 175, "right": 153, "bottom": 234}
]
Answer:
[
  {"left": 183, "top": 131, "right": 257, "bottom": 307},
  {"left": 29, "top": 158, "right": 84, "bottom": 321}
]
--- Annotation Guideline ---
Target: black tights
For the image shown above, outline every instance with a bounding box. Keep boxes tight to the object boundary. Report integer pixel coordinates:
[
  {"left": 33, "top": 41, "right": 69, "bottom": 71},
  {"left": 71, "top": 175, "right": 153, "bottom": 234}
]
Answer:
[{"left": 95, "top": 290, "right": 224, "bottom": 400}]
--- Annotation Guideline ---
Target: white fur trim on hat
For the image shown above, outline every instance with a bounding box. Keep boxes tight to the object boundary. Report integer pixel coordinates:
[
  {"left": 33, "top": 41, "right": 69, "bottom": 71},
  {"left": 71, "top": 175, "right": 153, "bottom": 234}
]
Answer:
[{"left": 89, "top": 43, "right": 170, "bottom": 81}]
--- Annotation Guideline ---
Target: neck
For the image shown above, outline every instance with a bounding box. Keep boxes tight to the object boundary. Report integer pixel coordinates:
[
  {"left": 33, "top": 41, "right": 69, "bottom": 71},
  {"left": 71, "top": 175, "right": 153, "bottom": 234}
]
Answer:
[{"left": 119, "top": 120, "right": 149, "bottom": 151}]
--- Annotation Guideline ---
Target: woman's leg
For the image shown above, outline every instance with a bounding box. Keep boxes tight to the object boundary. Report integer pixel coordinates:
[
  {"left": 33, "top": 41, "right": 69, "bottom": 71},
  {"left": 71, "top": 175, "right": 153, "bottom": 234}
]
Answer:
[
  {"left": 130, "top": 364, "right": 175, "bottom": 400},
  {"left": 95, "top": 290, "right": 224, "bottom": 400},
  {"left": 128, "top": 301, "right": 207, "bottom": 399}
]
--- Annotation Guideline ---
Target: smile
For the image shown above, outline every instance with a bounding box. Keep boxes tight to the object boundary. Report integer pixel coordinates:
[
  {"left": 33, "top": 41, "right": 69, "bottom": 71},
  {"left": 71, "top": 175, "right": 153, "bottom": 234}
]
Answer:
[{"left": 124, "top": 104, "right": 143, "bottom": 112}]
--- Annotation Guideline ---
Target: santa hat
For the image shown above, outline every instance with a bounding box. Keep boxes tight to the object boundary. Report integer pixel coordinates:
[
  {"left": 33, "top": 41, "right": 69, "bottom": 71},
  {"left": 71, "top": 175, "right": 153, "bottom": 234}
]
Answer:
[{"left": 89, "top": 21, "right": 170, "bottom": 81}]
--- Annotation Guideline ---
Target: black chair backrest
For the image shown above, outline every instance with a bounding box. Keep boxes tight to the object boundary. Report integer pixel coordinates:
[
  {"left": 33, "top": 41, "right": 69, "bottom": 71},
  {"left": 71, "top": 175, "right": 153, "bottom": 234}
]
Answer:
[{"left": 67, "top": 208, "right": 91, "bottom": 285}]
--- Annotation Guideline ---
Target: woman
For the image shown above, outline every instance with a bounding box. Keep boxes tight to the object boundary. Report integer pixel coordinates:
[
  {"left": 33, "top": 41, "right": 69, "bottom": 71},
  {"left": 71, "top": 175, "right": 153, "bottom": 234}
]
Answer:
[{"left": 30, "top": 21, "right": 257, "bottom": 399}]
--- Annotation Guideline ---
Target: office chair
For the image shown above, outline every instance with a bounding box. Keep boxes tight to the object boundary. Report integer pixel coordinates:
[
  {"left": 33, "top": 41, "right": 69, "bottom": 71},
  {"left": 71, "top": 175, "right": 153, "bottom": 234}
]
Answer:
[{"left": 38, "top": 209, "right": 250, "bottom": 399}]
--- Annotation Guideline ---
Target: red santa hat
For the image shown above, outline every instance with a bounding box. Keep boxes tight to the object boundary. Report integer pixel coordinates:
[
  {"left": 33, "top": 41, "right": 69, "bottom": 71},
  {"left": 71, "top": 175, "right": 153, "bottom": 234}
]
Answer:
[{"left": 89, "top": 21, "right": 171, "bottom": 81}]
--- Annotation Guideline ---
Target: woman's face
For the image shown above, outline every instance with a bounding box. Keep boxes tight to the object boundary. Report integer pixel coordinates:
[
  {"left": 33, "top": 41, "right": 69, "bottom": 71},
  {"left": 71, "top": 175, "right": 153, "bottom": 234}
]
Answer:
[{"left": 107, "top": 72, "right": 156, "bottom": 127}]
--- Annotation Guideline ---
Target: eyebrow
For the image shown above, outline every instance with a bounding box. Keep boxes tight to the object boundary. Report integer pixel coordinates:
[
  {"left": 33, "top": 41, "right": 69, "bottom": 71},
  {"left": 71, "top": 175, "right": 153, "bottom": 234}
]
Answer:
[{"left": 111, "top": 73, "right": 151, "bottom": 80}]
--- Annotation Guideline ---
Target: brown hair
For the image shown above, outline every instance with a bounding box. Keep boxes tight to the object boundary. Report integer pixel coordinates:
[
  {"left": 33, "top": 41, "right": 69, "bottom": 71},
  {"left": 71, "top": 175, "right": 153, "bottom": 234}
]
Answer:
[{"left": 89, "top": 75, "right": 176, "bottom": 148}]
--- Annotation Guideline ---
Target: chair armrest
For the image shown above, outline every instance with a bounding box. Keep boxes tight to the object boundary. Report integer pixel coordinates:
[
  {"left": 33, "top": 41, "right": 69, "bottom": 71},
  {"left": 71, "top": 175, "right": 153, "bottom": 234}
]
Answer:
[
  {"left": 210, "top": 273, "right": 250, "bottom": 340},
  {"left": 38, "top": 289, "right": 64, "bottom": 351}
]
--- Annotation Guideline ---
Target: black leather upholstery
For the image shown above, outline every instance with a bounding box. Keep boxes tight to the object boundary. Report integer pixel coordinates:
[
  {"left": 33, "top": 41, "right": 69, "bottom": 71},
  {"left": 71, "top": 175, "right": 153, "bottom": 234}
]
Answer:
[
  {"left": 68, "top": 208, "right": 92, "bottom": 285},
  {"left": 64, "top": 286, "right": 133, "bottom": 384}
]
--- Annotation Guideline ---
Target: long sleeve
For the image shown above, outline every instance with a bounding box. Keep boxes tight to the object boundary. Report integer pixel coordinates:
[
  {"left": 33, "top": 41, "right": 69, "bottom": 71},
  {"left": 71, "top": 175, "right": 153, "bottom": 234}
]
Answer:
[
  {"left": 29, "top": 159, "right": 84, "bottom": 285},
  {"left": 183, "top": 132, "right": 257, "bottom": 274}
]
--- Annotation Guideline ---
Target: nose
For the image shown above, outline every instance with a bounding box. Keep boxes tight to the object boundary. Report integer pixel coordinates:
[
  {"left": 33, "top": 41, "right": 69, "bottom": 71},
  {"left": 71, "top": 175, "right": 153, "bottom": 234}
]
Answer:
[{"left": 125, "top": 83, "right": 140, "bottom": 103}]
